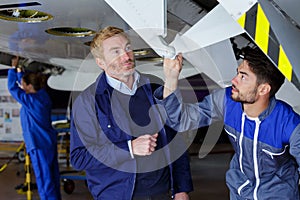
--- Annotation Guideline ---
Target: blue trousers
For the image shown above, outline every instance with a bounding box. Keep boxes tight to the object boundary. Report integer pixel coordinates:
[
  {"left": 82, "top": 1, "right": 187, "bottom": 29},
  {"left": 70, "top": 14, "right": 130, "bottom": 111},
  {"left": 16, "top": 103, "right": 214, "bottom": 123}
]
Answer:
[{"left": 29, "top": 148, "right": 61, "bottom": 200}]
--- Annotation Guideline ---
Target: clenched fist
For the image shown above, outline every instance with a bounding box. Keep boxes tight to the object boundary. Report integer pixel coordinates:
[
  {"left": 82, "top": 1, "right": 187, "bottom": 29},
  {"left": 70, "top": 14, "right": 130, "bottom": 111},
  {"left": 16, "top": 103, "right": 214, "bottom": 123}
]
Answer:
[{"left": 132, "top": 133, "right": 158, "bottom": 156}]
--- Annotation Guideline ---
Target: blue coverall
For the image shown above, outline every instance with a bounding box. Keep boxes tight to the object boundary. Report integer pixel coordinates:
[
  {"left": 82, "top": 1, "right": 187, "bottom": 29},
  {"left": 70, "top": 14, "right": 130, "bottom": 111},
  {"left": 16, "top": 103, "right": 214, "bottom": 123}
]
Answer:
[{"left": 7, "top": 69, "right": 61, "bottom": 200}]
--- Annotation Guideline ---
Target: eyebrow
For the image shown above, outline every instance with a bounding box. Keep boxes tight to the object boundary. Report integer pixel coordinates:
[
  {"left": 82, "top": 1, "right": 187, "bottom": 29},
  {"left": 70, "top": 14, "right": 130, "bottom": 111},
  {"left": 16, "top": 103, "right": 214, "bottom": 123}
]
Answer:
[
  {"left": 236, "top": 69, "right": 249, "bottom": 76},
  {"left": 108, "top": 42, "right": 131, "bottom": 52},
  {"left": 108, "top": 46, "right": 121, "bottom": 52}
]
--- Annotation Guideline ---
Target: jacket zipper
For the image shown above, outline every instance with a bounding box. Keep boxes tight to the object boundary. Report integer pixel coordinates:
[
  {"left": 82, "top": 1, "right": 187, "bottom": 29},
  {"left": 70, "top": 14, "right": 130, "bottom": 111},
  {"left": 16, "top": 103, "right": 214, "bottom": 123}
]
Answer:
[{"left": 253, "top": 118, "right": 261, "bottom": 200}]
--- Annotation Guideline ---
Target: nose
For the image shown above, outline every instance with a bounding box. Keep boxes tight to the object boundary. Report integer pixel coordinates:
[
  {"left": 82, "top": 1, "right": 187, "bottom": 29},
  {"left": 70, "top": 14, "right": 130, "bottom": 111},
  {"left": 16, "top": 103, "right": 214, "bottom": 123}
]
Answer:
[
  {"left": 231, "top": 75, "right": 238, "bottom": 85},
  {"left": 120, "top": 50, "right": 131, "bottom": 61}
]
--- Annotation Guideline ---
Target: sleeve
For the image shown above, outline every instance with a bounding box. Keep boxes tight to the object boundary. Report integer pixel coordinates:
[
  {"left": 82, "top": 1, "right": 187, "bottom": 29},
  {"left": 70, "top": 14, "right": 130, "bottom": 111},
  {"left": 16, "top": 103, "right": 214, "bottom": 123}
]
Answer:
[
  {"left": 154, "top": 86, "right": 225, "bottom": 133},
  {"left": 289, "top": 123, "right": 300, "bottom": 172},
  {"left": 7, "top": 69, "right": 20, "bottom": 94},
  {"left": 127, "top": 140, "right": 134, "bottom": 158},
  {"left": 17, "top": 71, "right": 24, "bottom": 83},
  {"left": 7, "top": 69, "right": 33, "bottom": 108},
  {"left": 70, "top": 91, "right": 134, "bottom": 171}
]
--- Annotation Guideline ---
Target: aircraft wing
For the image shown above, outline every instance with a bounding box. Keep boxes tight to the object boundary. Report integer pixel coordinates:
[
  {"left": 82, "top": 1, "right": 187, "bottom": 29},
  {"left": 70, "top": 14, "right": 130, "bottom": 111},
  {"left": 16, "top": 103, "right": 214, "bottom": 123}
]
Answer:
[
  {"left": 0, "top": 0, "right": 299, "bottom": 107},
  {"left": 47, "top": 0, "right": 246, "bottom": 91},
  {"left": 103, "top": 0, "right": 253, "bottom": 89},
  {"left": 49, "top": 0, "right": 300, "bottom": 95}
]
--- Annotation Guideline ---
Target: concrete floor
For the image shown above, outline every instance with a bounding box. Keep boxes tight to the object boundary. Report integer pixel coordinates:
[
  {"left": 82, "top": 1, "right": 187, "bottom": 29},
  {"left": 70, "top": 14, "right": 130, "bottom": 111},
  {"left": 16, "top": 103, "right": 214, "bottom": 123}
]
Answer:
[{"left": 0, "top": 142, "right": 232, "bottom": 200}]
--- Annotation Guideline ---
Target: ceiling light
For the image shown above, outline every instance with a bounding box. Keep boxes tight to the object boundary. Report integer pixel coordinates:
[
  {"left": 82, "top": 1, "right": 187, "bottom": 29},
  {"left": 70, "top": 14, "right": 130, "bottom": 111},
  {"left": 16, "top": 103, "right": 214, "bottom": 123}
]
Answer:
[
  {"left": 0, "top": 9, "right": 53, "bottom": 23},
  {"left": 45, "top": 27, "right": 96, "bottom": 37}
]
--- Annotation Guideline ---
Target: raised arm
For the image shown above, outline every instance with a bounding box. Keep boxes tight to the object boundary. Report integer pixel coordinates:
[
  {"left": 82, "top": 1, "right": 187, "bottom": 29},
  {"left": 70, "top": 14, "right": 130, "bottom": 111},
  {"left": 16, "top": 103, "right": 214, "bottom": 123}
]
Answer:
[{"left": 163, "top": 53, "right": 183, "bottom": 98}]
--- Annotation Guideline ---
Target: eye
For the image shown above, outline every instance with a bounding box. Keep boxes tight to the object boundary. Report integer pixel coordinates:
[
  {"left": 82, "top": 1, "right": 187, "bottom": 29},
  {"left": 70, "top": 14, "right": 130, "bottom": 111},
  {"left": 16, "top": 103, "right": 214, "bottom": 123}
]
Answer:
[
  {"left": 125, "top": 45, "right": 132, "bottom": 52},
  {"left": 113, "top": 49, "right": 120, "bottom": 55}
]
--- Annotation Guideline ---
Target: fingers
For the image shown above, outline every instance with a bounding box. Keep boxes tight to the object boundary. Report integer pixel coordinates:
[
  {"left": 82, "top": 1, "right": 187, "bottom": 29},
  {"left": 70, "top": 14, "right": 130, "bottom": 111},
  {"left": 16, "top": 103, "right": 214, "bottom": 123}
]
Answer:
[
  {"left": 164, "top": 53, "right": 183, "bottom": 72},
  {"left": 11, "top": 56, "right": 19, "bottom": 68},
  {"left": 132, "top": 133, "right": 159, "bottom": 156},
  {"left": 176, "top": 53, "right": 183, "bottom": 67},
  {"left": 148, "top": 133, "right": 158, "bottom": 153},
  {"left": 151, "top": 133, "right": 158, "bottom": 139},
  {"left": 174, "top": 192, "right": 189, "bottom": 200}
]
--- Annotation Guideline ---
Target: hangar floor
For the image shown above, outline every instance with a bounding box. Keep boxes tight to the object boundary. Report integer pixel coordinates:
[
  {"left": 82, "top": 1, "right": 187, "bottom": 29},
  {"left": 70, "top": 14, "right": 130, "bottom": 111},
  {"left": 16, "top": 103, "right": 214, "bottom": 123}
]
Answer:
[{"left": 0, "top": 142, "right": 233, "bottom": 200}]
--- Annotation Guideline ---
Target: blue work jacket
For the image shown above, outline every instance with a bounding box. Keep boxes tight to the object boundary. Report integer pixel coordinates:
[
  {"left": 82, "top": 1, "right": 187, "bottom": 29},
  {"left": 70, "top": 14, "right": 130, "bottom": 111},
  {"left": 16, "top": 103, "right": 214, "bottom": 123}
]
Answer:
[
  {"left": 7, "top": 69, "right": 57, "bottom": 152},
  {"left": 70, "top": 72, "right": 193, "bottom": 200},
  {"left": 155, "top": 86, "right": 300, "bottom": 200}
]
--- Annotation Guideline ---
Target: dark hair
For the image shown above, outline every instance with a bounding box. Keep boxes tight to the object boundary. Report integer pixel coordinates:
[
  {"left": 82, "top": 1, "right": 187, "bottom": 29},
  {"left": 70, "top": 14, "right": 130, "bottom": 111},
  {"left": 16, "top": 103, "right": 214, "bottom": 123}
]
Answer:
[
  {"left": 239, "top": 46, "right": 285, "bottom": 97},
  {"left": 22, "top": 72, "right": 48, "bottom": 91}
]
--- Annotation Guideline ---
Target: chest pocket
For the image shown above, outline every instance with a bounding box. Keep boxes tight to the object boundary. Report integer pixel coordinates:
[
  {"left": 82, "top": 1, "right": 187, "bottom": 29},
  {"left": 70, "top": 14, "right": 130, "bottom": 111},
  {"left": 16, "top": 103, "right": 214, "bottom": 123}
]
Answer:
[
  {"left": 259, "top": 145, "right": 292, "bottom": 175},
  {"left": 97, "top": 114, "right": 131, "bottom": 144},
  {"left": 95, "top": 92, "right": 132, "bottom": 144}
]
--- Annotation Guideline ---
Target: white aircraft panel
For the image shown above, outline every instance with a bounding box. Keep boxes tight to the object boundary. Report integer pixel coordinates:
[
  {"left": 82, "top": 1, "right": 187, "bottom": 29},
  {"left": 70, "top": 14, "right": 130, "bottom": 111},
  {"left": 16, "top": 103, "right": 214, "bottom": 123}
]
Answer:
[
  {"left": 135, "top": 59, "right": 199, "bottom": 81},
  {"left": 277, "top": 80, "right": 300, "bottom": 115},
  {"left": 104, "top": 0, "right": 165, "bottom": 35},
  {"left": 170, "top": 4, "right": 245, "bottom": 54},
  {"left": 48, "top": 69, "right": 102, "bottom": 91},
  {"left": 0, "top": 63, "right": 10, "bottom": 70},
  {"left": 183, "top": 39, "right": 237, "bottom": 88},
  {"left": 104, "top": 0, "right": 174, "bottom": 58},
  {"left": 217, "top": 0, "right": 257, "bottom": 20}
]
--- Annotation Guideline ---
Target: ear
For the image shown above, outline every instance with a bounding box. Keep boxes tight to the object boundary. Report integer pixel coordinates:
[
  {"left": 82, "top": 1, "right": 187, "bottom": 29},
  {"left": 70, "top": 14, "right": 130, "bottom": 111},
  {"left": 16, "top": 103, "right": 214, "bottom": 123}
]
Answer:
[
  {"left": 258, "top": 83, "right": 271, "bottom": 96},
  {"left": 95, "top": 58, "right": 106, "bottom": 70}
]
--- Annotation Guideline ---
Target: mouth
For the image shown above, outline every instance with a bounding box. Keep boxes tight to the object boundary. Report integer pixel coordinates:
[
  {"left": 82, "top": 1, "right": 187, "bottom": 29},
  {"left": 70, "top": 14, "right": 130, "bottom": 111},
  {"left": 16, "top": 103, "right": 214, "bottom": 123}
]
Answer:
[
  {"left": 231, "top": 85, "right": 238, "bottom": 93},
  {"left": 123, "top": 61, "right": 134, "bottom": 68}
]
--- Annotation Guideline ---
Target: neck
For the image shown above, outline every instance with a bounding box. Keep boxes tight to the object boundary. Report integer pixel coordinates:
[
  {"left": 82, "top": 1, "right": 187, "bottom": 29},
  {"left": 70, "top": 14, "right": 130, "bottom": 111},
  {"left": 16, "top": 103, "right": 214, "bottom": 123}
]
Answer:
[
  {"left": 243, "top": 98, "right": 269, "bottom": 118},
  {"left": 119, "top": 74, "right": 134, "bottom": 89}
]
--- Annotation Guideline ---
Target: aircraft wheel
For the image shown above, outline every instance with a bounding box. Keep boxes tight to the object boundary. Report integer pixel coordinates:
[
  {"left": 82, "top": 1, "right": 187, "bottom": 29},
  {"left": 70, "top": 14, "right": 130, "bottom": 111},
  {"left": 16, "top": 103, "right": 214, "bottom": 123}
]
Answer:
[{"left": 63, "top": 179, "right": 75, "bottom": 194}]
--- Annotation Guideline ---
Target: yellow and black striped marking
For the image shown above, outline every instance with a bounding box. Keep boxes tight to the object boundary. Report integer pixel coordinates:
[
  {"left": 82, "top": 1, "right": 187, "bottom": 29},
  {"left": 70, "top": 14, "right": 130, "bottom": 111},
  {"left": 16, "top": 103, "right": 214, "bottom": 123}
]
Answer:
[{"left": 237, "top": 3, "right": 297, "bottom": 85}]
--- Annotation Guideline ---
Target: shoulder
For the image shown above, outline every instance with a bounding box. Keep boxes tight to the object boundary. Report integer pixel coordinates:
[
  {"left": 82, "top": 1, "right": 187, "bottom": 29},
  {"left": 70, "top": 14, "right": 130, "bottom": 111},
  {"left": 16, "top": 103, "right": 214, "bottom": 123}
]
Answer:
[
  {"left": 73, "top": 73, "right": 105, "bottom": 102},
  {"left": 275, "top": 99, "right": 300, "bottom": 117},
  {"left": 7, "top": 68, "right": 17, "bottom": 79},
  {"left": 139, "top": 73, "right": 164, "bottom": 91}
]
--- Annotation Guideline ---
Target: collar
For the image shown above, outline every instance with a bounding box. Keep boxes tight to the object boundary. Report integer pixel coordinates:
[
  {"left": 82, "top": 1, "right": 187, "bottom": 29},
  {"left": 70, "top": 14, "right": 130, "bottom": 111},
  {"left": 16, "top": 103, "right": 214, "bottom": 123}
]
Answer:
[
  {"left": 258, "top": 96, "right": 277, "bottom": 121},
  {"left": 95, "top": 71, "right": 150, "bottom": 96},
  {"left": 105, "top": 71, "right": 140, "bottom": 95}
]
